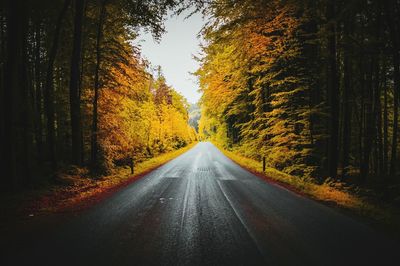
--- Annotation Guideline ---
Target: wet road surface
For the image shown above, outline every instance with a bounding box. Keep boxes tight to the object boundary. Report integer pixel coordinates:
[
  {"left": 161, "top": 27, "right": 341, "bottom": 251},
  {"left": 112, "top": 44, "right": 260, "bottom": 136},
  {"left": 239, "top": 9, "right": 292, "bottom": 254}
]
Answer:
[{"left": 2, "top": 142, "right": 400, "bottom": 265}]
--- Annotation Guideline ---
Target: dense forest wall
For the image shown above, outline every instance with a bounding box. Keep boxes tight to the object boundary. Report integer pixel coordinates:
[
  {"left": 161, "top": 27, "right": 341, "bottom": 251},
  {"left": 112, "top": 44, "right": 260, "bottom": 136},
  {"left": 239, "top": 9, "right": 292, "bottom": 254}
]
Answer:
[
  {"left": 197, "top": 0, "right": 400, "bottom": 184},
  {"left": 0, "top": 0, "right": 196, "bottom": 190},
  {"left": 2, "top": 0, "right": 400, "bottom": 192}
]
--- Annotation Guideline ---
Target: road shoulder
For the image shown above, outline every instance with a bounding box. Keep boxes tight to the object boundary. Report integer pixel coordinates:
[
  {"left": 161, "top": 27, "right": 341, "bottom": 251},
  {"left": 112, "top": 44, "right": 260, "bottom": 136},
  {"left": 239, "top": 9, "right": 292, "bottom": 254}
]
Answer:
[
  {"left": 0, "top": 142, "right": 198, "bottom": 220},
  {"left": 215, "top": 144, "right": 400, "bottom": 240}
]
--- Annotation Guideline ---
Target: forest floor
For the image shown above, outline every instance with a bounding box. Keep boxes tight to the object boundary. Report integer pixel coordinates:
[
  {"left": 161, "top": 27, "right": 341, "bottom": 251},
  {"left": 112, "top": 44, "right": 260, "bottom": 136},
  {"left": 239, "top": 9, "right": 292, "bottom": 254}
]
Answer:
[
  {"left": 218, "top": 145, "right": 400, "bottom": 239},
  {"left": 1, "top": 143, "right": 197, "bottom": 220}
]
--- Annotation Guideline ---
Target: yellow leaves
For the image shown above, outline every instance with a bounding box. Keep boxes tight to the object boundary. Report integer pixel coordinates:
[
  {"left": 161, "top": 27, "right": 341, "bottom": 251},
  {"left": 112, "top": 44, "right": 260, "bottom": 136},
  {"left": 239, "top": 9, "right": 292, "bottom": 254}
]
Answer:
[
  {"left": 92, "top": 56, "right": 195, "bottom": 166},
  {"left": 197, "top": 44, "right": 245, "bottom": 120},
  {"left": 197, "top": 0, "right": 315, "bottom": 179},
  {"left": 197, "top": 0, "right": 303, "bottom": 120}
]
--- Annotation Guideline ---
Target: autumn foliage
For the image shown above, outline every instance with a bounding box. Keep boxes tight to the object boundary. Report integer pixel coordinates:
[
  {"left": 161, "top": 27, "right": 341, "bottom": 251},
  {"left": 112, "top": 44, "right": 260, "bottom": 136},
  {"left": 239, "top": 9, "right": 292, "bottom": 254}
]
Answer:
[
  {"left": 0, "top": 0, "right": 196, "bottom": 189},
  {"left": 197, "top": 0, "right": 319, "bottom": 178},
  {"left": 93, "top": 62, "right": 196, "bottom": 173},
  {"left": 197, "top": 0, "right": 400, "bottom": 196}
]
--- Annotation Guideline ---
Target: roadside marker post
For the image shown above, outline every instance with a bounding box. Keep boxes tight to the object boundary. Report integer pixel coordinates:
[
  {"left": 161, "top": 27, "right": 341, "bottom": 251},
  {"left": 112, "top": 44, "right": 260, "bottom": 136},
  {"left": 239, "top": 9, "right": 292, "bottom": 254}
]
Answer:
[
  {"left": 130, "top": 158, "right": 135, "bottom": 174},
  {"left": 263, "top": 157, "right": 266, "bottom": 172}
]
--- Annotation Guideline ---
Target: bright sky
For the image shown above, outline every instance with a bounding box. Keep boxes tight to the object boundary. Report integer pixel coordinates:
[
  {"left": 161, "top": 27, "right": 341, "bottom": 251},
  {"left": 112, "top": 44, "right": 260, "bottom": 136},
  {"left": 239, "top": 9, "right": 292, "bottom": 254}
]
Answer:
[{"left": 137, "top": 11, "right": 205, "bottom": 104}]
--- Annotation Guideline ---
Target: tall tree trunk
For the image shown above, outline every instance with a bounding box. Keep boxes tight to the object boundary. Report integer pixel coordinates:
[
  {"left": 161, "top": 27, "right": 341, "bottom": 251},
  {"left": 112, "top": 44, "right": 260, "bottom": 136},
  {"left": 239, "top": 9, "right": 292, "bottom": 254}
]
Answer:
[
  {"left": 90, "top": 0, "right": 107, "bottom": 171},
  {"left": 375, "top": 65, "right": 383, "bottom": 176},
  {"left": 34, "top": 21, "right": 43, "bottom": 163},
  {"left": 69, "top": 0, "right": 85, "bottom": 165},
  {"left": 389, "top": 52, "right": 399, "bottom": 176},
  {"left": 20, "top": 2, "right": 31, "bottom": 186},
  {"left": 383, "top": 71, "right": 388, "bottom": 176},
  {"left": 341, "top": 16, "right": 353, "bottom": 179},
  {"left": 361, "top": 3, "right": 382, "bottom": 181},
  {"left": 78, "top": 1, "right": 88, "bottom": 164},
  {"left": 3, "top": 0, "right": 23, "bottom": 189},
  {"left": 361, "top": 59, "right": 374, "bottom": 181},
  {"left": 44, "top": 0, "right": 71, "bottom": 173},
  {"left": 374, "top": 3, "right": 384, "bottom": 177},
  {"left": 0, "top": 11, "right": 6, "bottom": 190},
  {"left": 326, "top": 0, "right": 340, "bottom": 179},
  {"left": 2, "top": 0, "right": 30, "bottom": 188},
  {"left": 385, "top": 0, "right": 400, "bottom": 176}
]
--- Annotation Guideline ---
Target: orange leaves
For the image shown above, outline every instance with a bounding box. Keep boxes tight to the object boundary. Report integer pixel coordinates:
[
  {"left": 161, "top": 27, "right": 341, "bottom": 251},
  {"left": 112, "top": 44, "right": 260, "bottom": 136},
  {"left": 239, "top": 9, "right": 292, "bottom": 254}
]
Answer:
[{"left": 196, "top": 0, "right": 319, "bottom": 178}]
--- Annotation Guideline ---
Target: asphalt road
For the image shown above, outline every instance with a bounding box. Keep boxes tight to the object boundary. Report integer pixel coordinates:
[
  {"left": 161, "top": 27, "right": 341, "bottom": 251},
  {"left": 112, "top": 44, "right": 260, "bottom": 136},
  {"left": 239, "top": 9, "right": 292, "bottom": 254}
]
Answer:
[{"left": 2, "top": 142, "right": 400, "bottom": 266}]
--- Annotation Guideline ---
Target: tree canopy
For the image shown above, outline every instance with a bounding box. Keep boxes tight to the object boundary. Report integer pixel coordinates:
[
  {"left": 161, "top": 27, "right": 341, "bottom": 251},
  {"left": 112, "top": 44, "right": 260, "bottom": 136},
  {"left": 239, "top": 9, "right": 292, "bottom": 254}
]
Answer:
[
  {"left": 197, "top": 0, "right": 400, "bottom": 187},
  {"left": 0, "top": 0, "right": 196, "bottom": 189}
]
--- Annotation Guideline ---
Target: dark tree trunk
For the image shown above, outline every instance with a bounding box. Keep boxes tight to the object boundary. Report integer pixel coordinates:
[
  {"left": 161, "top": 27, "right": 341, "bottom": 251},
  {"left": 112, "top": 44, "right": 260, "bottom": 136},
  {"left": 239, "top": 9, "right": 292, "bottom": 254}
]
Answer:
[
  {"left": 69, "top": 0, "right": 85, "bottom": 165},
  {"left": 91, "top": 0, "right": 107, "bottom": 171},
  {"left": 3, "top": 0, "right": 22, "bottom": 189},
  {"left": 326, "top": 0, "right": 340, "bottom": 179},
  {"left": 2, "top": 0, "right": 31, "bottom": 188},
  {"left": 341, "top": 16, "right": 353, "bottom": 179},
  {"left": 374, "top": 4, "right": 384, "bottom": 177},
  {"left": 389, "top": 51, "right": 399, "bottom": 176},
  {"left": 383, "top": 72, "right": 388, "bottom": 176},
  {"left": 385, "top": 0, "right": 400, "bottom": 176},
  {"left": 34, "top": 21, "right": 43, "bottom": 163},
  {"left": 360, "top": 60, "right": 374, "bottom": 181},
  {"left": 0, "top": 11, "right": 5, "bottom": 189},
  {"left": 361, "top": 3, "right": 382, "bottom": 181},
  {"left": 44, "top": 0, "right": 71, "bottom": 172},
  {"left": 20, "top": 0, "right": 31, "bottom": 186},
  {"left": 375, "top": 65, "right": 383, "bottom": 176}
]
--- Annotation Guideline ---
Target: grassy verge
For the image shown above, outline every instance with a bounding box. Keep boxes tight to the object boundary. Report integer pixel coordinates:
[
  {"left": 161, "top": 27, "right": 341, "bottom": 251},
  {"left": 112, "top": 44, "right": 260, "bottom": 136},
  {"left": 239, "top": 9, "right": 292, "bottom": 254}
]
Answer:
[
  {"left": 7, "top": 143, "right": 197, "bottom": 215},
  {"left": 217, "top": 145, "right": 400, "bottom": 236}
]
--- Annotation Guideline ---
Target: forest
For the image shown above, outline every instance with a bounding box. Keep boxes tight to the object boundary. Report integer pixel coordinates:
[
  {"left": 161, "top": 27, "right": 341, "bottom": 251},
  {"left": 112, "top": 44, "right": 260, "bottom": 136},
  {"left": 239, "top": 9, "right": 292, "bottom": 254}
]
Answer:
[
  {"left": 197, "top": 0, "right": 400, "bottom": 199},
  {"left": 2, "top": 1, "right": 400, "bottom": 264},
  {"left": 0, "top": 0, "right": 197, "bottom": 191},
  {"left": 1, "top": 0, "right": 400, "bottom": 205}
]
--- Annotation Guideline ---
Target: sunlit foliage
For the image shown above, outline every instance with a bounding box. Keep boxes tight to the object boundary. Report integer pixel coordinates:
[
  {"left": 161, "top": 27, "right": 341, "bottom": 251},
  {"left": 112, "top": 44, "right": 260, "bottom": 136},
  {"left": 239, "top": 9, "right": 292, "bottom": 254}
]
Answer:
[
  {"left": 197, "top": 0, "right": 321, "bottom": 177},
  {"left": 197, "top": 0, "right": 400, "bottom": 191},
  {"left": 0, "top": 0, "right": 196, "bottom": 187},
  {"left": 90, "top": 58, "right": 196, "bottom": 173}
]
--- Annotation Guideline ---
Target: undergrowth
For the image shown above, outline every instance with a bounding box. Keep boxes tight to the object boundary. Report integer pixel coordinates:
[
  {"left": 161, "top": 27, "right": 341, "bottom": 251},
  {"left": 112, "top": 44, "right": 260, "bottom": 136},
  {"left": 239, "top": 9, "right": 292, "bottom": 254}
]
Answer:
[{"left": 12, "top": 143, "right": 197, "bottom": 214}]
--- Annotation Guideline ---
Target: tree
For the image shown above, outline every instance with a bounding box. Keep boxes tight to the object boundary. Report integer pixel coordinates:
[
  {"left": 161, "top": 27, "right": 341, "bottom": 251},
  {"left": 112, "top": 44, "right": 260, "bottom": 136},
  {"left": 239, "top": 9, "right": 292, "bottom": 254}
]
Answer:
[
  {"left": 197, "top": 0, "right": 400, "bottom": 186},
  {"left": 45, "top": 0, "right": 71, "bottom": 172},
  {"left": 69, "top": 0, "right": 85, "bottom": 165},
  {"left": 90, "top": 0, "right": 108, "bottom": 171},
  {"left": 0, "top": 0, "right": 195, "bottom": 188}
]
